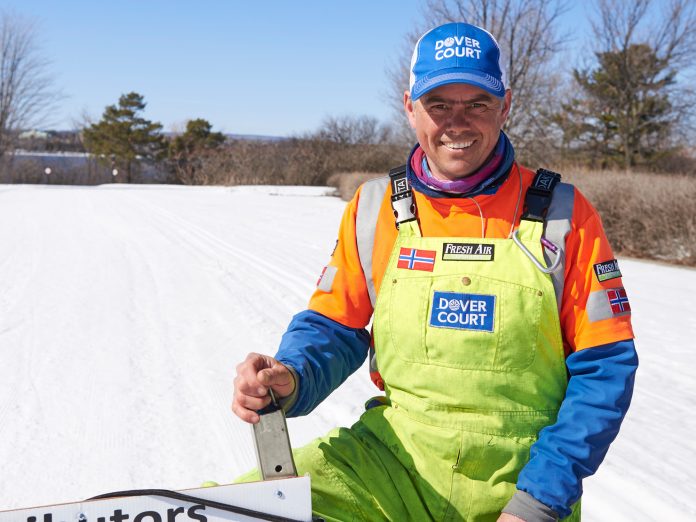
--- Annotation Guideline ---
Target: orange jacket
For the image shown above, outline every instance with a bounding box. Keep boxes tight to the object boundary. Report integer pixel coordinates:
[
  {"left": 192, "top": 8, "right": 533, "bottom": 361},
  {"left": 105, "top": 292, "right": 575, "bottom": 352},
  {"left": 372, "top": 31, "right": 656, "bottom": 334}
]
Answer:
[{"left": 309, "top": 163, "right": 633, "bottom": 356}]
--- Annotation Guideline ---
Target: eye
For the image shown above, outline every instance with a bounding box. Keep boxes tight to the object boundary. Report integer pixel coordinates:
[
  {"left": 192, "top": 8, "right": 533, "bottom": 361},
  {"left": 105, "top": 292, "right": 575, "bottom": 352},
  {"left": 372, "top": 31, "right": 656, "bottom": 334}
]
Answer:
[
  {"left": 467, "top": 102, "right": 489, "bottom": 113},
  {"left": 428, "top": 103, "right": 450, "bottom": 114}
]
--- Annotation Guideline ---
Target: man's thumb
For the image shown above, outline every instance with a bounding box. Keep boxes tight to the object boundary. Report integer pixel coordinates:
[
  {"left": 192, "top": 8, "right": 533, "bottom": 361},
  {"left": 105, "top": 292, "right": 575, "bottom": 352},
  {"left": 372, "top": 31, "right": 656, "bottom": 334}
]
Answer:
[
  {"left": 258, "top": 365, "right": 294, "bottom": 396},
  {"left": 258, "top": 365, "right": 287, "bottom": 385}
]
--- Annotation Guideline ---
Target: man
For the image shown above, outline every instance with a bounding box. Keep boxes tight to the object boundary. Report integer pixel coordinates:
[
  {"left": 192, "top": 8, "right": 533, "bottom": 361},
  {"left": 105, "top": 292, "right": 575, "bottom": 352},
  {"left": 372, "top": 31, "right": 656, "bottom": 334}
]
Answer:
[{"left": 233, "top": 22, "right": 637, "bottom": 522}]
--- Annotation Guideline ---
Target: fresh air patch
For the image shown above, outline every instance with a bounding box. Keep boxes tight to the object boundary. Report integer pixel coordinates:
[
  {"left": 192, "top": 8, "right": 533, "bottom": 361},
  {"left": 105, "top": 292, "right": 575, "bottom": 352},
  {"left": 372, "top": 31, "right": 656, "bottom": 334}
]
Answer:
[
  {"left": 442, "top": 242, "right": 495, "bottom": 261},
  {"left": 594, "top": 259, "right": 622, "bottom": 282},
  {"left": 429, "top": 291, "right": 495, "bottom": 332},
  {"left": 397, "top": 247, "right": 436, "bottom": 272}
]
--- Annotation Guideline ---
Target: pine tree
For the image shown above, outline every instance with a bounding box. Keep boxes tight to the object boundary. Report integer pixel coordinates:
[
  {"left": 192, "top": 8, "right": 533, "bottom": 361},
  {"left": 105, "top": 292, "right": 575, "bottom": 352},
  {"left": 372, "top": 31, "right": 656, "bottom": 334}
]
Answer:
[
  {"left": 560, "top": 44, "right": 675, "bottom": 169},
  {"left": 555, "top": 0, "right": 696, "bottom": 171},
  {"left": 168, "top": 118, "right": 225, "bottom": 184},
  {"left": 83, "top": 92, "right": 165, "bottom": 183}
]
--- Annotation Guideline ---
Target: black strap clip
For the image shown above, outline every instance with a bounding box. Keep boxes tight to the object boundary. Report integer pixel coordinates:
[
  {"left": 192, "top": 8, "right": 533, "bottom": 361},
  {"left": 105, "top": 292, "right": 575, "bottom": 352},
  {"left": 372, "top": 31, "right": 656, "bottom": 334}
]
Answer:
[
  {"left": 388, "top": 165, "right": 417, "bottom": 228},
  {"left": 521, "top": 168, "right": 562, "bottom": 223}
]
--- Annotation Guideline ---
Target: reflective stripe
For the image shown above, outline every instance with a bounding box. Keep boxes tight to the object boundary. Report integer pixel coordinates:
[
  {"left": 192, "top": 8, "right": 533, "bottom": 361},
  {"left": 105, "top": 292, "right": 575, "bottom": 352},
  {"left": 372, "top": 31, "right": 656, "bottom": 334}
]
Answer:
[
  {"left": 369, "top": 345, "right": 380, "bottom": 382},
  {"left": 317, "top": 265, "right": 338, "bottom": 293},
  {"left": 356, "top": 176, "right": 389, "bottom": 307},
  {"left": 544, "top": 182, "right": 574, "bottom": 312}
]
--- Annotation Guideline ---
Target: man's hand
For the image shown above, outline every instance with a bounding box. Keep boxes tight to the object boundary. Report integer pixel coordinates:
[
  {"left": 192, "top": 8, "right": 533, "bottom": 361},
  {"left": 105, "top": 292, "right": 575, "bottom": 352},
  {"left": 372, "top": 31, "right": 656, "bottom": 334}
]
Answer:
[
  {"left": 497, "top": 514, "right": 526, "bottom": 522},
  {"left": 232, "top": 352, "right": 295, "bottom": 424}
]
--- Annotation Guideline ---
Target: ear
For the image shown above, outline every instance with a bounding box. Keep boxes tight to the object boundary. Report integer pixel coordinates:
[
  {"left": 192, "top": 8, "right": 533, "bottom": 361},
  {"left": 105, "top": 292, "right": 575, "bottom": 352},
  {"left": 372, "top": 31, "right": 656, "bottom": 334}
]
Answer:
[
  {"left": 499, "top": 89, "right": 512, "bottom": 128},
  {"left": 404, "top": 91, "right": 417, "bottom": 129}
]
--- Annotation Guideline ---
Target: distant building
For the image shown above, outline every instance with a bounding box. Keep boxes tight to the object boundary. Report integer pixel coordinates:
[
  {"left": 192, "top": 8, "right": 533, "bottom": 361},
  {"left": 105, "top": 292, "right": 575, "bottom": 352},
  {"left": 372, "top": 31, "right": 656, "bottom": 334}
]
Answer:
[{"left": 18, "top": 129, "right": 49, "bottom": 140}]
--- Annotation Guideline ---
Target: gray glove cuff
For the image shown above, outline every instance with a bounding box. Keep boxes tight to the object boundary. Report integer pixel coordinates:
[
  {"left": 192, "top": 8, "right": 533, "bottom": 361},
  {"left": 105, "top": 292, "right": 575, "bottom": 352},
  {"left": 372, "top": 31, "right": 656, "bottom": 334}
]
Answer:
[
  {"left": 502, "top": 490, "right": 558, "bottom": 522},
  {"left": 277, "top": 366, "right": 299, "bottom": 413}
]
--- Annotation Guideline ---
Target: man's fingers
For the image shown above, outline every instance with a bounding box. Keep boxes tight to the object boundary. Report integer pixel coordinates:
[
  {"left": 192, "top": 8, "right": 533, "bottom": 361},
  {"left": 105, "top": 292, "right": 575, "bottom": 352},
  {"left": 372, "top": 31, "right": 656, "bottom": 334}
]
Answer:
[
  {"left": 232, "top": 353, "right": 295, "bottom": 424},
  {"left": 232, "top": 391, "right": 273, "bottom": 424},
  {"left": 235, "top": 392, "right": 271, "bottom": 412},
  {"left": 231, "top": 401, "right": 260, "bottom": 424},
  {"left": 496, "top": 514, "right": 526, "bottom": 522},
  {"left": 234, "top": 368, "right": 270, "bottom": 398}
]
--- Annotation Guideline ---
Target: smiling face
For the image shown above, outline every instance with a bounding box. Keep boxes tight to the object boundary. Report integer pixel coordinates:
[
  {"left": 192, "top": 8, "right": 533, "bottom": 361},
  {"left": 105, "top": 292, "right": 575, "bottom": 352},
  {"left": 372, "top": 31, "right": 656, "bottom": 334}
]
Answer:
[{"left": 404, "top": 83, "right": 512, "bottom": 181}]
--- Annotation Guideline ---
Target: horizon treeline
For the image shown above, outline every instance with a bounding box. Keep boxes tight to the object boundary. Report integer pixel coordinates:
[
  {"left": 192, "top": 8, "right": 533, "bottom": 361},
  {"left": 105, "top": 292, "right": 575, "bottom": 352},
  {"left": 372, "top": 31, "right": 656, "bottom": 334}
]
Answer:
[{"left": 1, "top": 0, "right": 696, "bottom": 185}]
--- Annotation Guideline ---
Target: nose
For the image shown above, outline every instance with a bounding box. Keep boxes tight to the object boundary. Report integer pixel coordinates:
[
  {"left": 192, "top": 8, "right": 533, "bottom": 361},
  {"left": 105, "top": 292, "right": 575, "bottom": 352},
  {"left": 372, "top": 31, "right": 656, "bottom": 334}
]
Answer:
[{"left": 446, "top": 106, "right": 472, "bottom": 131}]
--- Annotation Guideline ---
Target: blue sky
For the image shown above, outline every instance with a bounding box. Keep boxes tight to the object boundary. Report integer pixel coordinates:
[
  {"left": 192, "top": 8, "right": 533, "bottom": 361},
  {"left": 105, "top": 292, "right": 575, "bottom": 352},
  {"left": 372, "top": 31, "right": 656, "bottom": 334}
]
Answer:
[{"left": 3, "top": 1, "right": 593, "bottom": 136}]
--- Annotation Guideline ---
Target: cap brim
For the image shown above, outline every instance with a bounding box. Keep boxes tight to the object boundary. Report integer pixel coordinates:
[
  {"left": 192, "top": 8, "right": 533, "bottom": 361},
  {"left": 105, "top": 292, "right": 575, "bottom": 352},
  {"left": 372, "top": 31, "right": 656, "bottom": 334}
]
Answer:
[{"left": 411, "top": 68, "right": 505, "bottom": 100}]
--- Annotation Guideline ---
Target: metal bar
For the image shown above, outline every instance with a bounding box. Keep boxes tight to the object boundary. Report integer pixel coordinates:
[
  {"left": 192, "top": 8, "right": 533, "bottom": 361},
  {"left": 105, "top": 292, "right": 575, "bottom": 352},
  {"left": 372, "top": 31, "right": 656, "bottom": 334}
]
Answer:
[{"left": 252, "top": 390, "right": 298, "bottom": 480}]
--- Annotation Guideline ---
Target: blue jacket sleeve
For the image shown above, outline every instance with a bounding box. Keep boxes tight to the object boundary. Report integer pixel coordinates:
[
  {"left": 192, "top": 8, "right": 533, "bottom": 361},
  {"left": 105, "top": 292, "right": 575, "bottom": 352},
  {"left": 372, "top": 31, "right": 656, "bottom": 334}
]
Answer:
[
  {"left": 516, "top": 339, "right": 638, "bottom": 518},
  {"left": 274, "top": 309, "right": 370, "bottom": 417}
]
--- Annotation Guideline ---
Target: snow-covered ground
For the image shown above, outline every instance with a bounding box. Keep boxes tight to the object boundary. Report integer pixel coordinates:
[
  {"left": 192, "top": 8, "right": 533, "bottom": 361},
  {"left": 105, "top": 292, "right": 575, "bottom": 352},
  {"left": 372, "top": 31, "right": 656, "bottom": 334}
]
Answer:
[{"left": 0, "top": 184, "right": 693, "bottom": 520}]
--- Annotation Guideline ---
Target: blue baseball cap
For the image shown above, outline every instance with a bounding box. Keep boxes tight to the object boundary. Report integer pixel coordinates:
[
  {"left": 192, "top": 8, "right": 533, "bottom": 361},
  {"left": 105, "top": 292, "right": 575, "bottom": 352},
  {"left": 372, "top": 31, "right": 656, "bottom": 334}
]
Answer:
[{"left": 409, "top": 22, "right": 505, "bottom": 100}]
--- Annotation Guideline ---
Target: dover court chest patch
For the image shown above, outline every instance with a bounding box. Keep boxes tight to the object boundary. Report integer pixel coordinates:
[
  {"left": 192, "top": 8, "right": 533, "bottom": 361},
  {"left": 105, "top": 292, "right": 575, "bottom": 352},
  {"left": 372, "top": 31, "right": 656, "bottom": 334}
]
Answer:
[{"left": 429, "top": 291, "right": 496, "bottom": 332}]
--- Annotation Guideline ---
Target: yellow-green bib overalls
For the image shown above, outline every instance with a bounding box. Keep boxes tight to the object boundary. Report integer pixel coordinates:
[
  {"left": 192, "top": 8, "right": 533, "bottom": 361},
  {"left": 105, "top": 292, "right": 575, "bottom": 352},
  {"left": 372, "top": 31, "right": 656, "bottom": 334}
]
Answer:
[{"left": 284, "top": 207, "right": 582, "bottom": 521}]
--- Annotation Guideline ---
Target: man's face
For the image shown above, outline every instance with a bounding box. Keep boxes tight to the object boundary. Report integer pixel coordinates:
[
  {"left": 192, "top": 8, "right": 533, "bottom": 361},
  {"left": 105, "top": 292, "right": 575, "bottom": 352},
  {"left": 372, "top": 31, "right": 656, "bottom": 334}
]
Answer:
[{"left": 404, "top": 83, "right": 512, "bottom": 180}]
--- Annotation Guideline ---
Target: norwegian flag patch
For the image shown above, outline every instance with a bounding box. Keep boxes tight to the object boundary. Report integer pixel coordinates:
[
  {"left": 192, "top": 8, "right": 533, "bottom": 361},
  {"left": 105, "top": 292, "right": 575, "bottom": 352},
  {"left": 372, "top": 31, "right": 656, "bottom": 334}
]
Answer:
[
  {"left": 397, "top": 247, "right": 436, "bottom": 272},
  {"left": 607, "top": 287, "right": 631, "bottom": 314},
  {"left": 587, "top": 286, "right": 632, "bottom": 322}
]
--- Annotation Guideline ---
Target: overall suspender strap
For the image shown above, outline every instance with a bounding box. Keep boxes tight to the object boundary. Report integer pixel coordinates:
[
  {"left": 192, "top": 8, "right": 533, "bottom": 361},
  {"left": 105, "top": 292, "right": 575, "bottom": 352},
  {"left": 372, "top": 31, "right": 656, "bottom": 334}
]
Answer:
[
  {"left": 518, "top": 168, "right": 574, "bottom": 311},
  {"left": 388, "top": 165, "right": 417, "bottom": 228},
  {"left": 521, "top": 168, "right": 562, "bottom": 223}
]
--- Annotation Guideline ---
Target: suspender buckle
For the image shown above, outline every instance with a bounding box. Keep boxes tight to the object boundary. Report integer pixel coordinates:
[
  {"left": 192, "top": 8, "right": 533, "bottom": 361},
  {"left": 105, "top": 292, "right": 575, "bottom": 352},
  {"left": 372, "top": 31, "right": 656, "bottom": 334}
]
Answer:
[
  {"left": 523, "top": 187, "right": 552, "bottom": 222},
  {"left": 391, "top": 191, "right": 417, "bottom": 226},
  {"left": 388, "top": 165, "right": 417, "bottom": 227}
]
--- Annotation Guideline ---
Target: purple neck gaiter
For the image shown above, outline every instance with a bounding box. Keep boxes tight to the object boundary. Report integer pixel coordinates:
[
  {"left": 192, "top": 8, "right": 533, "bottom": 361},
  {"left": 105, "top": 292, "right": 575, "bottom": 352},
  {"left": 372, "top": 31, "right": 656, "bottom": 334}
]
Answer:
[{"left": 411, "top": 136, "right": 505, "bottom": 195}]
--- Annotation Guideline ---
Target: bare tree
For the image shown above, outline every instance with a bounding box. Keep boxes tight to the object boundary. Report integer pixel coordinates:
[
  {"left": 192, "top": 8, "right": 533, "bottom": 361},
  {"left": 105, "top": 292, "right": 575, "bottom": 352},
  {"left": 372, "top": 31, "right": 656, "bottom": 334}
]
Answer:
[
  {"left": 592, "top": 0, "right": 696, "bottom": 67},
  {"left": 0, "top": 11, "right": 59, "bottom": 159},
  {"left": 386, "top": 0, "right": 570, "bottom": 164},
  {"left": 313, "top": 115, "right": 392, "bottom": 145}
]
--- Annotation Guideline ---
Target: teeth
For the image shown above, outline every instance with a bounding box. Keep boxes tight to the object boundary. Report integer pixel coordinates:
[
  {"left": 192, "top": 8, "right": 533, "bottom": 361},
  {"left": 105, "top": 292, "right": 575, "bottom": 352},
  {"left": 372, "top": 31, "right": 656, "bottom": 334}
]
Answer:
[{"left": 443, "top": 141, "right": 474, "bottom": 149}]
